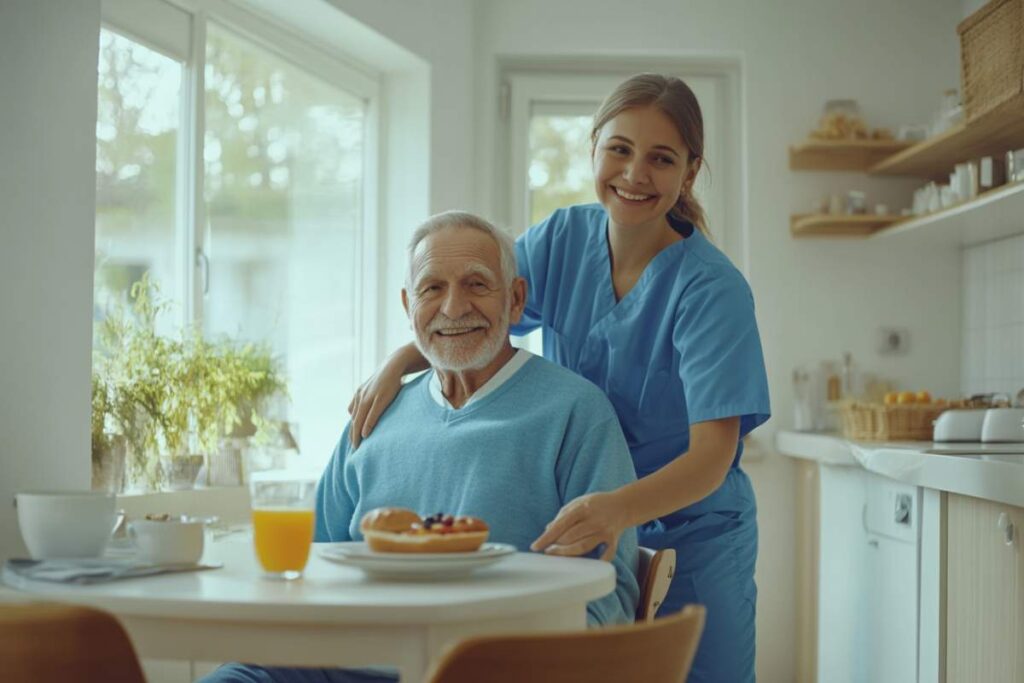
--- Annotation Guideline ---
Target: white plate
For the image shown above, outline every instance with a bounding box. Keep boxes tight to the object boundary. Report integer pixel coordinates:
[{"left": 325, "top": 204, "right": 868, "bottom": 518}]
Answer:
[{"left": 316, "top": 542, "right": 516, "bottom": 579}]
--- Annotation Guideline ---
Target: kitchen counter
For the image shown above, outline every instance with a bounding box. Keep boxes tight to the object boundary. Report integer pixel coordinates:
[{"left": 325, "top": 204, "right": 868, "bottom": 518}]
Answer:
[{"left": 776, "top": 430, "right": 1024, "bottom": 507}]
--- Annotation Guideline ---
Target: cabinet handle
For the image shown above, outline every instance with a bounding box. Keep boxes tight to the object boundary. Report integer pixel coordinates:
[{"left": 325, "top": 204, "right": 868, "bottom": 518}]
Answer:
[{"left": 997, "top": 512, "right": 1016, "bottom": 547}]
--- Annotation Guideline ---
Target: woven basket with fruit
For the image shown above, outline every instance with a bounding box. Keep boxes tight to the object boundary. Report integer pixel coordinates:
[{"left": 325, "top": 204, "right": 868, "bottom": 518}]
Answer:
[{"left": 841, "top": 391, "right": 949, "bottom": 442}]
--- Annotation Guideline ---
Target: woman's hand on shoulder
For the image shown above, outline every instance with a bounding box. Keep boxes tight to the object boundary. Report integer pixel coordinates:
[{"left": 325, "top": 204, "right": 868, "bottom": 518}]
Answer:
[
  {"left": 347, "top": 363, "right": 404, "bottom": 449},
  {"left": 530, "top": 491, "right": 629, "bottom": 562}
]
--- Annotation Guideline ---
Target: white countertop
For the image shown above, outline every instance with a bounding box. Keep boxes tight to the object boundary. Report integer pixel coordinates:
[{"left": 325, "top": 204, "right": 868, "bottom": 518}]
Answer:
[{"left": 776, "top": 430, "right": 1024, "bottom": 507}]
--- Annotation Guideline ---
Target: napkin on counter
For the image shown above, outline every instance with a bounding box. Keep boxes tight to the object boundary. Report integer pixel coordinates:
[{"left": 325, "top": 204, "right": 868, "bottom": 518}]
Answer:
[{"left": 2, "top": 558, "right": 221, "bottom": 586}]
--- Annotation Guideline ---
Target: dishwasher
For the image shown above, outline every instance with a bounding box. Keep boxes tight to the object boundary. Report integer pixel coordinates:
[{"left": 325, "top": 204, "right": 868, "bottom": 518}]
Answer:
[{"left": 862, "top": 472, "right": 920, "bottom": 683}]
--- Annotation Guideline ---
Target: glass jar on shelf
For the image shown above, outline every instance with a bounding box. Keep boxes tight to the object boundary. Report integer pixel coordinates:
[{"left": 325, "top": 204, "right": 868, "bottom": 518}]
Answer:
[{"left": 813, "top": 99, "right": 867, "bottom": 140}]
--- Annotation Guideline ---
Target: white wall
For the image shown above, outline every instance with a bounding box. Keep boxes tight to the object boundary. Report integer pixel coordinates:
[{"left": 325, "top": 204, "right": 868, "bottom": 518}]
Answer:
[
  {"left": 962, "top": 234, "right": 1024, "bottom": 396},
  {"left": 323, "top": 0, "right": 479, "bottom": 355},
  {"left": 0, "top": 0, "right": 101, "bottom": 558},
  {"left": 471, "top": 1, "right": 964, "bottom": 681},
  {"left": 963, "top": 0, "right": 987, "bottom": 18}
]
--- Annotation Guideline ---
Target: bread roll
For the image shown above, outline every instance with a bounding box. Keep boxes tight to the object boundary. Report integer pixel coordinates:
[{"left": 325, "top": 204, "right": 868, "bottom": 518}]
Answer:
[{"left": 359, "top": 507, "right": 489, "bottom": 553}]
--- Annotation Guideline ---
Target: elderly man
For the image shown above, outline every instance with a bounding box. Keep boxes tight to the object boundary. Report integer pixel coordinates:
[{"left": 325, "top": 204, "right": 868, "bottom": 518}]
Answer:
[{"left": 206, "top": 212, "right": 639, "bottom": 683}]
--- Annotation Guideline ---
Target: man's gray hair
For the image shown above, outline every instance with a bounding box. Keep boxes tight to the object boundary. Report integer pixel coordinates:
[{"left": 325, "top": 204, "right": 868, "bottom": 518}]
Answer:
[{"left": 406, "top": 211, "right": 518, "bottom": 289}]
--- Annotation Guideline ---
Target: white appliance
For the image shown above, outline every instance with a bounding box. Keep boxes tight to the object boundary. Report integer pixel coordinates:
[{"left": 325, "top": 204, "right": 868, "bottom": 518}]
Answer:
[
  {"left": 862, "top": 473, "right": 919, "bottom": 683},
  {"left": 980, "top": 408, "right": 1024, "bottom": 442},
  {"left": 933, "top": 409, "right": 987, "bottom": 441},
  {"left": 816, "top": 466, "right": 938, "bottom": 682}
]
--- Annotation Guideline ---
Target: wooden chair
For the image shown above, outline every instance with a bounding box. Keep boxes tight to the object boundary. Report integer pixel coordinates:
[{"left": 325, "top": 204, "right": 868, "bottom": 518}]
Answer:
[
  {"left": 636, "top": 546, "right": 675, "bottom": 622},
  {"left": 425, "top": 604, "right": 705, "bottom": 683},
  {"left": 0, "top": 603, "right": 146, "bottom": 683}
]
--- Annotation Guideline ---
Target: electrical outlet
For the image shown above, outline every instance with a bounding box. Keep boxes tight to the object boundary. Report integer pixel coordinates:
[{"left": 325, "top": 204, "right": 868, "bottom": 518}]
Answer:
[{"left": 878, "top": 327, "right": 909, "bottom": 355}]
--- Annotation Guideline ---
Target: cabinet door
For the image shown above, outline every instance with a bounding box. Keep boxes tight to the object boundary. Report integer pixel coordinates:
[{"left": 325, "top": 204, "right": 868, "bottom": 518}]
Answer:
[
  {"left": 945, "top": 494, "right": 1023, "bottom": 682},
  {"left": 816, "top": 465, "right": 868, "bottom": 683}
]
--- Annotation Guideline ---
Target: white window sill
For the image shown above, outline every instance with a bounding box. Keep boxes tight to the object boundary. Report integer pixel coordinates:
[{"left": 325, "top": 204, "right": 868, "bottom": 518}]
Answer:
[{"left": 117, "top": 486, "right": 251, "bottom": 524}]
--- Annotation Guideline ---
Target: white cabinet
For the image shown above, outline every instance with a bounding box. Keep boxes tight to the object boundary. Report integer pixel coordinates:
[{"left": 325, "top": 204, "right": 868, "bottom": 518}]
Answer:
[
  {"left": 816, "top": 464, "right": 869, "bottom": 683},
  {"left": 945, "top": 493, "right": 1024, "bottom": 682}
]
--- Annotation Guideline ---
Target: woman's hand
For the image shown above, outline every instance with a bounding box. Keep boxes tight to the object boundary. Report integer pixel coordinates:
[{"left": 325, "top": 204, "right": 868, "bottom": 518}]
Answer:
[
  {"left": 530, "top": 491, "right": 629, "bottom": 562},
  {"left": 347, "top": 363, "right": 404, "bottom": 449},
  {"left": 347, "top": 344, "right": 430, "bottom": 448}
]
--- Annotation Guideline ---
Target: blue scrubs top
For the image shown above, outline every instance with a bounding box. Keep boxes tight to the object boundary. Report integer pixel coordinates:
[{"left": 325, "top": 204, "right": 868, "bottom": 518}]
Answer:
[
  {"left": 512, "top": 204, "right": 770, "bottom": 681},
  {"left": 511, "top": 204, "right": 770, "bottom": 486}
]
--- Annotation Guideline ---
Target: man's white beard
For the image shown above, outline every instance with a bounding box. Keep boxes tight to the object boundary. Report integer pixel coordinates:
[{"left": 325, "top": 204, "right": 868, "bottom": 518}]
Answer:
[{"left": 414, "top": 301, "right": 510, "bottom": 372}]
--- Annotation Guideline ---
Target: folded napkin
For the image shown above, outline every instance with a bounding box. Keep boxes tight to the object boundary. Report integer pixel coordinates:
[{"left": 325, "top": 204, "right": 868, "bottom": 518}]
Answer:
[{"left": 2, "top": 558, "right": 221, "bottom": 586}]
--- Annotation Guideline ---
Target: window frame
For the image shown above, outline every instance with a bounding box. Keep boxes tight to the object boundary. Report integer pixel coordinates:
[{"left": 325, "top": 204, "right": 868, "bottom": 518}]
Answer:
[{"left": 100, "top": 0, "right": 382, "bottom": 379}]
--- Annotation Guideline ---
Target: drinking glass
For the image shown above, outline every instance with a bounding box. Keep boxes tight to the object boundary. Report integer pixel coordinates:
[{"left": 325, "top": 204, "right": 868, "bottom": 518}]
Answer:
[{"left": 250, "top": 473, "right": 318, "bottom": 580}]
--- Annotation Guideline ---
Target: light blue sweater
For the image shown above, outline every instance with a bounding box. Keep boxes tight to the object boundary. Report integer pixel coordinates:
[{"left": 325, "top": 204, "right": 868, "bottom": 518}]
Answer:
[{"left": 315, "top": 355, "right": 640, "bottom": 625}]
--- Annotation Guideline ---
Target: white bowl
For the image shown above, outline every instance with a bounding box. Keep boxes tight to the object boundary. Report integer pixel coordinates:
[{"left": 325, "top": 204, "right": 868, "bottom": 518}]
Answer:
[
  {"left": 16, "top": 491, "right": 118, "bottom": 559},
  {"left": 128, "top": 518, "right": 205, "bottom": 565}
]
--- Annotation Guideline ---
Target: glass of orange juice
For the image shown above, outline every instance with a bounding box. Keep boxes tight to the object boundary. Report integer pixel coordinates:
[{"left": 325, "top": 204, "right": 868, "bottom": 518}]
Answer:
[{"left": 250, "top": 473, "right": 318, "bottom": 580}]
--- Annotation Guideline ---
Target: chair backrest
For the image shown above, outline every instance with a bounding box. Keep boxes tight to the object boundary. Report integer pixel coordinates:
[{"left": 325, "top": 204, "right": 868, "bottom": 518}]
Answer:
[
  {"left": 636, "top": 546, "right": 676, "bottom": 622},
  {"left": 426, "top": 604, "right": 705, "bottom": 683},
  {"left": 0, "top": 603, "right": 146, "bottom": 683}
]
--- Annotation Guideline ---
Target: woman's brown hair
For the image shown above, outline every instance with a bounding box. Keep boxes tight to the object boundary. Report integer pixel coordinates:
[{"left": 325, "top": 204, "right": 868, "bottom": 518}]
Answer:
[{"left": 591, "top": 73, "right": 709, "bottom": 237}]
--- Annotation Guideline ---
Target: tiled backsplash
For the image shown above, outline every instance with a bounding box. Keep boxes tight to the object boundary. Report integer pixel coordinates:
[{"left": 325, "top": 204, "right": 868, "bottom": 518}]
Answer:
[{"left": 962, "top": 234, "right": 1024, "bottom": 397}]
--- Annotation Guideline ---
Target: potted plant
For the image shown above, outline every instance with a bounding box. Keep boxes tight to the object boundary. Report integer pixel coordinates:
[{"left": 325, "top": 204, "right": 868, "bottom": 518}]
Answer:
[
  {"left": 95, "top": 276, "right": 196, "bottom": 491},
  {"left": 90, "top": 372, "right": 126, "bottom": 493},
  {"left": 192, "top": 335, "right": 287, "bottom": 487},
  {"left": 93, "top": 275, "right": 288, "bottom": 491}
]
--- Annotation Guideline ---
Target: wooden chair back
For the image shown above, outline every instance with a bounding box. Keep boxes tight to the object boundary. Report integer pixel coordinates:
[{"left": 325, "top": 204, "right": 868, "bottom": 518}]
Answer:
[
  {"left": 636, "top": 546, "right": 676, "bottom": 622},
  {"left": 426, "top": 604, "right": 705, "bottom": 683},
  {"left": 0, "top": 603, "right": 146, "bottom": 683}
]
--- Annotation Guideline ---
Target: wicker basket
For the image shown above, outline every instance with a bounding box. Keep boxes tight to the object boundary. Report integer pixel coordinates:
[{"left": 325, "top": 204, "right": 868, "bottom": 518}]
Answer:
[
  {"left": 841, "top": 402, "right": 947, "bottom": 442},
  {"left": 958, "top": 0, "right": 1024, "bottom": 121}
]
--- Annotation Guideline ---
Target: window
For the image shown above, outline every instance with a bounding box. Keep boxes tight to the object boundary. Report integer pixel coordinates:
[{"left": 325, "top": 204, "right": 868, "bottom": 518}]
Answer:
[
  {"left": 202, "top": 23, "right": 368, "bottom": 465},
  {"left": 94, "top": 0, "right": 378, "bottom": 485},
  {"left": 94, "top": 28, "right": 184, "bottom": 338},
  {"left": 527, "top": 105, "right": 596, "bottom": 226}
]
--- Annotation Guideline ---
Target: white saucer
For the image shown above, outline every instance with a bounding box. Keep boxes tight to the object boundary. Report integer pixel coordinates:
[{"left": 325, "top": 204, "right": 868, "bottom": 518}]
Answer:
[{"left": 316, "top": 542, "right": 516, "bottom": 579}]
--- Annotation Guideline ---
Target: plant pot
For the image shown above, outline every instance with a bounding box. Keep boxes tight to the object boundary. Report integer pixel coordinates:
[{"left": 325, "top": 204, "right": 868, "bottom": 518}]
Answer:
[
  {"left": 198, "top": 438, "right": 248, "bottom": 487},
  {"left": 159, "top": 454, "right": 205, "bottom": 491},
  {"left": 91, "top": 435, "right": 127, "bottom": 493}
]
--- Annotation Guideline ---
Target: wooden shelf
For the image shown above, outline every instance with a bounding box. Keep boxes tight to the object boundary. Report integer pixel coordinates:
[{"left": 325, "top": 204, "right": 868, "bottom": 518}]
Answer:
[
  {"left": 789, "top": 140, "right": 914, "bottom": 171},
  {"left": 790, "top": 214, "right": 902, "bottom": 238},
  {"left": 870, "top": 93, "right": 1024, "bottom": 180},
  {"left": 872, "top": 181, "right": 1024, "bottom": 247}
]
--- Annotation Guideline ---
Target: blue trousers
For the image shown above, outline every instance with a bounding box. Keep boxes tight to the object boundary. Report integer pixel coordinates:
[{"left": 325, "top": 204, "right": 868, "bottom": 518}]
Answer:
[{"left": 640, "top": 467, "right": 759, "bottom": 683}]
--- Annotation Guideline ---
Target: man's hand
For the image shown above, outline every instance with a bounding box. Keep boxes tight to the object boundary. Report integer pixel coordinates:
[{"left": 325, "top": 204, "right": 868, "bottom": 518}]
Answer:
[{"left": 530, "top": 490, "right": 628, "bottom": 562}]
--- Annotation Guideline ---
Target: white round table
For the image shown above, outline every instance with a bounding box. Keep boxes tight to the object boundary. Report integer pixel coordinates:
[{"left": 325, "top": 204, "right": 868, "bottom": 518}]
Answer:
[{"left": 3, "top": 536, "right": 615, "bottom": 682}]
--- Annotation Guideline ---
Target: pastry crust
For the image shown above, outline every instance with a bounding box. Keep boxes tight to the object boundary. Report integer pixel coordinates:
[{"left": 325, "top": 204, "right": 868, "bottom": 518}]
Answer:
[{"left": 359, "top": 507, "right": 489, "bottom": 553}]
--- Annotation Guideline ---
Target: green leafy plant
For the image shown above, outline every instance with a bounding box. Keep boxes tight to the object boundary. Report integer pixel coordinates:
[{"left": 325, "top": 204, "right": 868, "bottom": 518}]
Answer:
[
  {"left": 91, "top": 372, "right": 113, "bottom": 462},
  {"left": 92, "top": 274, "right": 287, "bottom": 490}
]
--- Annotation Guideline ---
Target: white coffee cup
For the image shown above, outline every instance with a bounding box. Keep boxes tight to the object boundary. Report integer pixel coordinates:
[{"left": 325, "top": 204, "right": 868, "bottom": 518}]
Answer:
[
  {"left": 16, "top": 491, "right": 120, "bottom": 559},
  {"left": 128, "top": 518, "right": 205, "bottom": 565}
]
